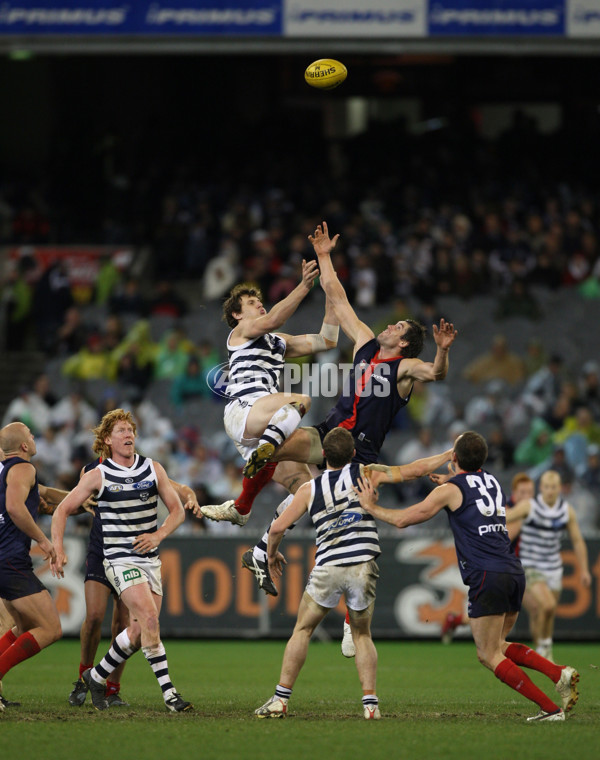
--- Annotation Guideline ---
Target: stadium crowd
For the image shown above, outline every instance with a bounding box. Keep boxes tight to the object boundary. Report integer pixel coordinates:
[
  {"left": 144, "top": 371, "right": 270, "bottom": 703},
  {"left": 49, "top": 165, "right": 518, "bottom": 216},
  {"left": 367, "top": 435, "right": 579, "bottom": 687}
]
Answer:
[{"left": 1, "top": 110, "right": 600, "bottom": 535}]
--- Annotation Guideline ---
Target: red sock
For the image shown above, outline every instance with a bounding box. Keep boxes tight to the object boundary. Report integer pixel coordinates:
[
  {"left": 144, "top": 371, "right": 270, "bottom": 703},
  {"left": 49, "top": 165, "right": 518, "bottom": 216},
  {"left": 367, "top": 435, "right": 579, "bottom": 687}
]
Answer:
[
  {"left": 0, "top": 629, "right": 17, "bottom": 656},
  {"left": 494, "top": 658, "right": 559, "bottom": 712},
  {"left": 345, "top": 609, "right": 350, "bottom": 625},
  {"left": 106, "top": 680, "right": 120, "bottom": 696},
  {"left": 79, "top": 662, "right": 94, "bottom": 679},
  {"left": 235, "top": 462, "right": 277, "bottom": 515},
  {"left": 0, "top": 631, "right": 41, "bottom": 679},
  {"left": 505, "top": 643, "right": 563, "bottom": 683}
]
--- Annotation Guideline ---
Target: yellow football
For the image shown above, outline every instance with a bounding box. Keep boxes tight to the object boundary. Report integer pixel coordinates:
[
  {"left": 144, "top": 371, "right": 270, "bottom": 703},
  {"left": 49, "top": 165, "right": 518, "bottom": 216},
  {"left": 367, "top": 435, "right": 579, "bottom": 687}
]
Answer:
[{"left": 304, "top": 59, "right": 347, "bottom": 91}]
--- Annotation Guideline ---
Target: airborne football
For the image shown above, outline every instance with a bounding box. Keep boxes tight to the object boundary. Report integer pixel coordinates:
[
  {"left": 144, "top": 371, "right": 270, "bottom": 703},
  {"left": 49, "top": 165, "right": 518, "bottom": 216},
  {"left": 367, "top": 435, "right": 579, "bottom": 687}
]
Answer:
[{"left": 304, "top": 58, "right": 347, "bottom": 90}]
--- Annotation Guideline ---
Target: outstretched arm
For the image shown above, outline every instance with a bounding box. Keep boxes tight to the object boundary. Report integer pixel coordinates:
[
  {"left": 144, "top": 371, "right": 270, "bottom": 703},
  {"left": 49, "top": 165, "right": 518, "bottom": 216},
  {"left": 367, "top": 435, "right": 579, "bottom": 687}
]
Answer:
[
  {"left": 239, "top": 259, "right": 319, "bottom": 339},
  {"left": 364, "top": 449, "right": 453, "bottom": 488},
  {"left": 309, "top": 222, "right": 374, "bottom": 350},
  {"left": 396, "top": 320, "right": 458, "bottom": 384},
  {"left": 354, "top": 477, "right": 455, "bottom": 529},
  {"left": 279, "top": 295, "right": 340, "bottom": 358}
]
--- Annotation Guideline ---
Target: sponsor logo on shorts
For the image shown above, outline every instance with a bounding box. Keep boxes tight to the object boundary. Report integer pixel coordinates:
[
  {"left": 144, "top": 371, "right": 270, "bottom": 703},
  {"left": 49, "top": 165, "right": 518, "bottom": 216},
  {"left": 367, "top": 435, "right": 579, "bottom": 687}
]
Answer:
[
  {"left": 108, "top": 484, "right": 123, "bottom": 492},
  {"left": 122, "top": 568, "right": 142, "bottom": 582}
]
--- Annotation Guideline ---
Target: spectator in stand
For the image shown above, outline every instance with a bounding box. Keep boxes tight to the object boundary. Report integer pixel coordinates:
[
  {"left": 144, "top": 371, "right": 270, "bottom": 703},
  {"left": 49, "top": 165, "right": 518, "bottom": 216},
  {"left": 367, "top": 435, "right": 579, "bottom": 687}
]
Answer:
[
  {"left": 109, "top": 277, "right": 148, "bottom": 318},
  {"left": 33, "top": 260, "right": 74, "bottom": 354},
  {"left": 62, "top": 332, "right": 113, "bottom": 381},
  {"left": 149, "top": 280, "right": 188, "bottom": 319},
  {"left": 578, "top": 361, "right": 600, "bottom": 419},
  {"left": 154, "top": 327, "right": 194, "bottom": 381},
  {"left": 1, "top": 379, "right": 53, "bottom": 435},
  {"left": 56, "top": 306, "right": 88, "bottom": 356},
  {"left": 94, "top": 254, "right": 121, "bottom": 306},
  {"left": 494, "top": 278, "right": 543, "bottom": 321},
  {"left": 2, "top": 258, "right": 34, "bottom": 350},
  {"left": 462, "top": 334, "right": 525, "bottom": 386},
  {"left": 521, "top": 354, "right": 564, "bottom": 418},
  {"left": 170, "top": 355, "right": 210, "bottom": 408},
  {"left": 514, "top": 417, "right": 555, "bottom": 468}
]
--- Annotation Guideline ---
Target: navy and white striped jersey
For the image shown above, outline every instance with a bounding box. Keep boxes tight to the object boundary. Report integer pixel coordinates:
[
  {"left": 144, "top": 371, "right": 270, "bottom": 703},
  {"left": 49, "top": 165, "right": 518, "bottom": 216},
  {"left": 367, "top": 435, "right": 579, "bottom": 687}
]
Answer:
[
  {"left": 225, "top": 331, "right": 286, "bottom": 400},
  {"left": 446, "top": 469, "right": 524, "bottom": 582},
  {"left": 308, "top": 463, "right": 380, "bottom": 567},
  {"left": 518, "top": 495, "right": 569, "bottom": 573},
  {"left": 96, "top": 454, "right": 159, "bottom": 562}
]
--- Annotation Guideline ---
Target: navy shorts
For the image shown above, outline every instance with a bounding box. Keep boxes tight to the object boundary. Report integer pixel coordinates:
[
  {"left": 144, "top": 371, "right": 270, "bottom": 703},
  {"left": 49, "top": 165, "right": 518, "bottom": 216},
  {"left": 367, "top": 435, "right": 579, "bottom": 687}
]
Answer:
[
  {"left": 0, "top": 554, "right": 47, "bottom": 601},
  {"left": 85, "top": 548, "right": 114, "bottom": 593},
  {"left": 314, "top": 421, "right": 379, "bottom": 466},
  {"left": 466, "top": 570, "right": 525, "bottom": 618}
]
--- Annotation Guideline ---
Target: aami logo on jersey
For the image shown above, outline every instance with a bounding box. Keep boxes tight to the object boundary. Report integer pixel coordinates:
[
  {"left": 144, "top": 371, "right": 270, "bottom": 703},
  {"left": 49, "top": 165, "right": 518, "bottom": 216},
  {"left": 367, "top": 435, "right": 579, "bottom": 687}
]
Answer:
[
  {"left": 133, "top": 480, "right": 153, "bottom": 489},
  {"left": 329, "top": 512, "right": 362, "bottom": 531},
  {"left": 107, "top": 484, "right": 123, "bottom": 493}
]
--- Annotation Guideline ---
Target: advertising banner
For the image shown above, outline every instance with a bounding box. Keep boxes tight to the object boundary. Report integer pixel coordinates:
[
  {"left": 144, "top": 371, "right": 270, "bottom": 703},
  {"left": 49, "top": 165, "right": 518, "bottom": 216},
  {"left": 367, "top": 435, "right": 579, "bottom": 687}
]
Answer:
[
  {"left": 567, "top": 1, "right": 600, "bottom": 37},
  {"left": 36, "top": 534, "right": 600, "bottom": 641},
  {"left": 0, "top": 1, "right": 283, "bottom": 36},
  {"left": 284, "top": 0, "right": 426, "bottom": 38},
  {"left": 428, "top": 0, "right": 566, "bottom": 36}
]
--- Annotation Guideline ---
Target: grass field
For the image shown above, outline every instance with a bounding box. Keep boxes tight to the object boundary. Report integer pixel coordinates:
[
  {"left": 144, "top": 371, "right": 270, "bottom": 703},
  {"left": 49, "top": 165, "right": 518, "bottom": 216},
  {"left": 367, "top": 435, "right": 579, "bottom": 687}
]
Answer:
[{"left": 1, "top": 639, "right": 599, "bottom": 760}]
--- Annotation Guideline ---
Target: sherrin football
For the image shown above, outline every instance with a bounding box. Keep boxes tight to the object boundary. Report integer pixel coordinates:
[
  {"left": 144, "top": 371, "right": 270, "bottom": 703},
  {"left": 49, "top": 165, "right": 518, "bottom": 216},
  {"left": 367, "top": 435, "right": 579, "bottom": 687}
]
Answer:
[{"left": 304, "top": 59, "right": 347, "bottom": 90}]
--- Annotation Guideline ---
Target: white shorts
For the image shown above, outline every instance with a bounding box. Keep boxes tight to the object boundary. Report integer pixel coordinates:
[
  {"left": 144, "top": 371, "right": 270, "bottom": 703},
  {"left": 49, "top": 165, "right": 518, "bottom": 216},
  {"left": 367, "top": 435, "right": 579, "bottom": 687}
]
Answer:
[
  {"left": 305, "top": 559, "right": 379, "bottom": 611},
  {"left": 524, "top": 565, "right": 563, "bottom": 593},
  {"left": 103, "top": 557, "right": 163, "bottom": 597},
  {"left": 224, "top": 394, "right": 268, "bottom": 460}
]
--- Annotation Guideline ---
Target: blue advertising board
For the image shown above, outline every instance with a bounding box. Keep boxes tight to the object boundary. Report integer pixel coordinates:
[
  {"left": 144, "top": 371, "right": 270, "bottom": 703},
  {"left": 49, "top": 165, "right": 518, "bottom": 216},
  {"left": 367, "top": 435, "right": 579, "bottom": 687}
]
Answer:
[
  {"left": 428, "top": 0, "right": 565, "bottom": 36},
  {"left": 0, "top": 1, "right": 283, "bottom": 36}
]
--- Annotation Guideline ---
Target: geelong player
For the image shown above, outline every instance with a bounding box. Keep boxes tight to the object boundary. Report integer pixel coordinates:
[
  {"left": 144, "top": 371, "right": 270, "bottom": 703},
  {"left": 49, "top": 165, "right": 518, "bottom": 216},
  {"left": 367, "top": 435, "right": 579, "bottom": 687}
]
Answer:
[
  {"left": 354, "top": 430, "right": 580, "bottom": 722},
  {"left": 505, "top": 470, "right": 591, "bottom": 662},
  {"left": 51, "top": 409, "right": 191, "bottom": 712}
]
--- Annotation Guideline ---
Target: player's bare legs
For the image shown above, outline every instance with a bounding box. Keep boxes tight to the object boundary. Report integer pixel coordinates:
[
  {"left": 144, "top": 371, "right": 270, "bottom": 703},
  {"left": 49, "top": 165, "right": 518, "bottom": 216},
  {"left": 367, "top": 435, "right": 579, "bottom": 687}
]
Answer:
[{"left": 349, "top": 606, "right": 379, "bottom": 719}]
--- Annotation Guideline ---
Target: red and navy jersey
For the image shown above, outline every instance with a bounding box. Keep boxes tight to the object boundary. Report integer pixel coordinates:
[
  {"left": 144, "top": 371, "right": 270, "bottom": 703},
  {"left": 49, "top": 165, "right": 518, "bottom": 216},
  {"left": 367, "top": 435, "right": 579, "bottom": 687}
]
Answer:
[
  {"left": 0, "top": 456, "right": 40, "bottom": 560},
  {"left": 446, "top": 469, "right": 524, "bottom": 583},
  {"left": 321, "top": 338, "right": 410, "bottom": 464}
]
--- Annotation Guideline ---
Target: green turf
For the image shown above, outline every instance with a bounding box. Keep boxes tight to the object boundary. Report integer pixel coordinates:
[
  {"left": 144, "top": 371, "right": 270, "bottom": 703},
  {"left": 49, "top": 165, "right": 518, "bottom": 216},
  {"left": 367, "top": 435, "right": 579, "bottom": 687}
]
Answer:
[{"left": 1, "top": 640, "right": 599, "bottom": 760}]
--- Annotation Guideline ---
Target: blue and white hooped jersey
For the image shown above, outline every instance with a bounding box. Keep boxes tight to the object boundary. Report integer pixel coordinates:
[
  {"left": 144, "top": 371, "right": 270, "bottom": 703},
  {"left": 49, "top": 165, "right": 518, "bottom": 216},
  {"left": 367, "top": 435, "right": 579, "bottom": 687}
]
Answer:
[
  {"left": 309, "top": 462, "right": 380, "bottom": 567},
  {"left": 96, "top": 454, "right": 159, "bottom": 562},
  {"left": 519, "top": 495, "right": 569, "bottom": 574},
  {"left": 225, "top": 331, "right": 287, "bottom": 400},
  {"left": 446, "top": 469, "right": 524, "bottom": 582}
]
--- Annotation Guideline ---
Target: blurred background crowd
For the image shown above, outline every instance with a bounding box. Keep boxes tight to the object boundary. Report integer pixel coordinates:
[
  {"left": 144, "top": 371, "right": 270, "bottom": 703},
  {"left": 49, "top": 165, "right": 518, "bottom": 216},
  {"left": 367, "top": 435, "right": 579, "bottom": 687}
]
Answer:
[{"left": 1, "top": 53, "right": 600, "bottom": 537}]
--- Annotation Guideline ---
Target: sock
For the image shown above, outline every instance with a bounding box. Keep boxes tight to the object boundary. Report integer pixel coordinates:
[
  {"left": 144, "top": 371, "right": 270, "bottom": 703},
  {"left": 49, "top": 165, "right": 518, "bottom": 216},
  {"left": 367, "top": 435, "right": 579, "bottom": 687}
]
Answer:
[
  {"left": 275, "top": 684, "right": 292, "bottom": 701},
  {"left": 362, "top": 695, "right": 379, "bottom": 708},
  {"left": 254, "top": 494, "right": 296, "bottom": 561},
  {"left": 0, "top": 631, "right": 41, "bottom": 678},
  {"left": 345, "top": 609, "right": 350, "bottom": 625},
  {"left": 260, "top": 404, "right": 303, "bottom": 449},
  {"left": 142, "top": 642, "right": 175, "bottom": 699},
  {"left": 106, "top": 680, "right": 121, "bottom": 697},
  {"left": 450, "top": 613, "right": 464, "bottom": 628},
  {"left": 537, "top": 637, "right": 552, "bottom": 651},
  {"left": 79, "top": 662, "right": 94, "bottom": 679},
  {"left": 235, "top": 462, "right": 277, "bottom": 515},
  {"left": 505, "top": 643, "right": 563, "bottom": 683},
  {"left": 93, "top": 629, "right": 139, "bottom": 685},
  {"left": 0, "top": 629, "right": 17, "bottom": 656},
  {"left": 494, "top": 658, "right": 559, "bottom": 713}
]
